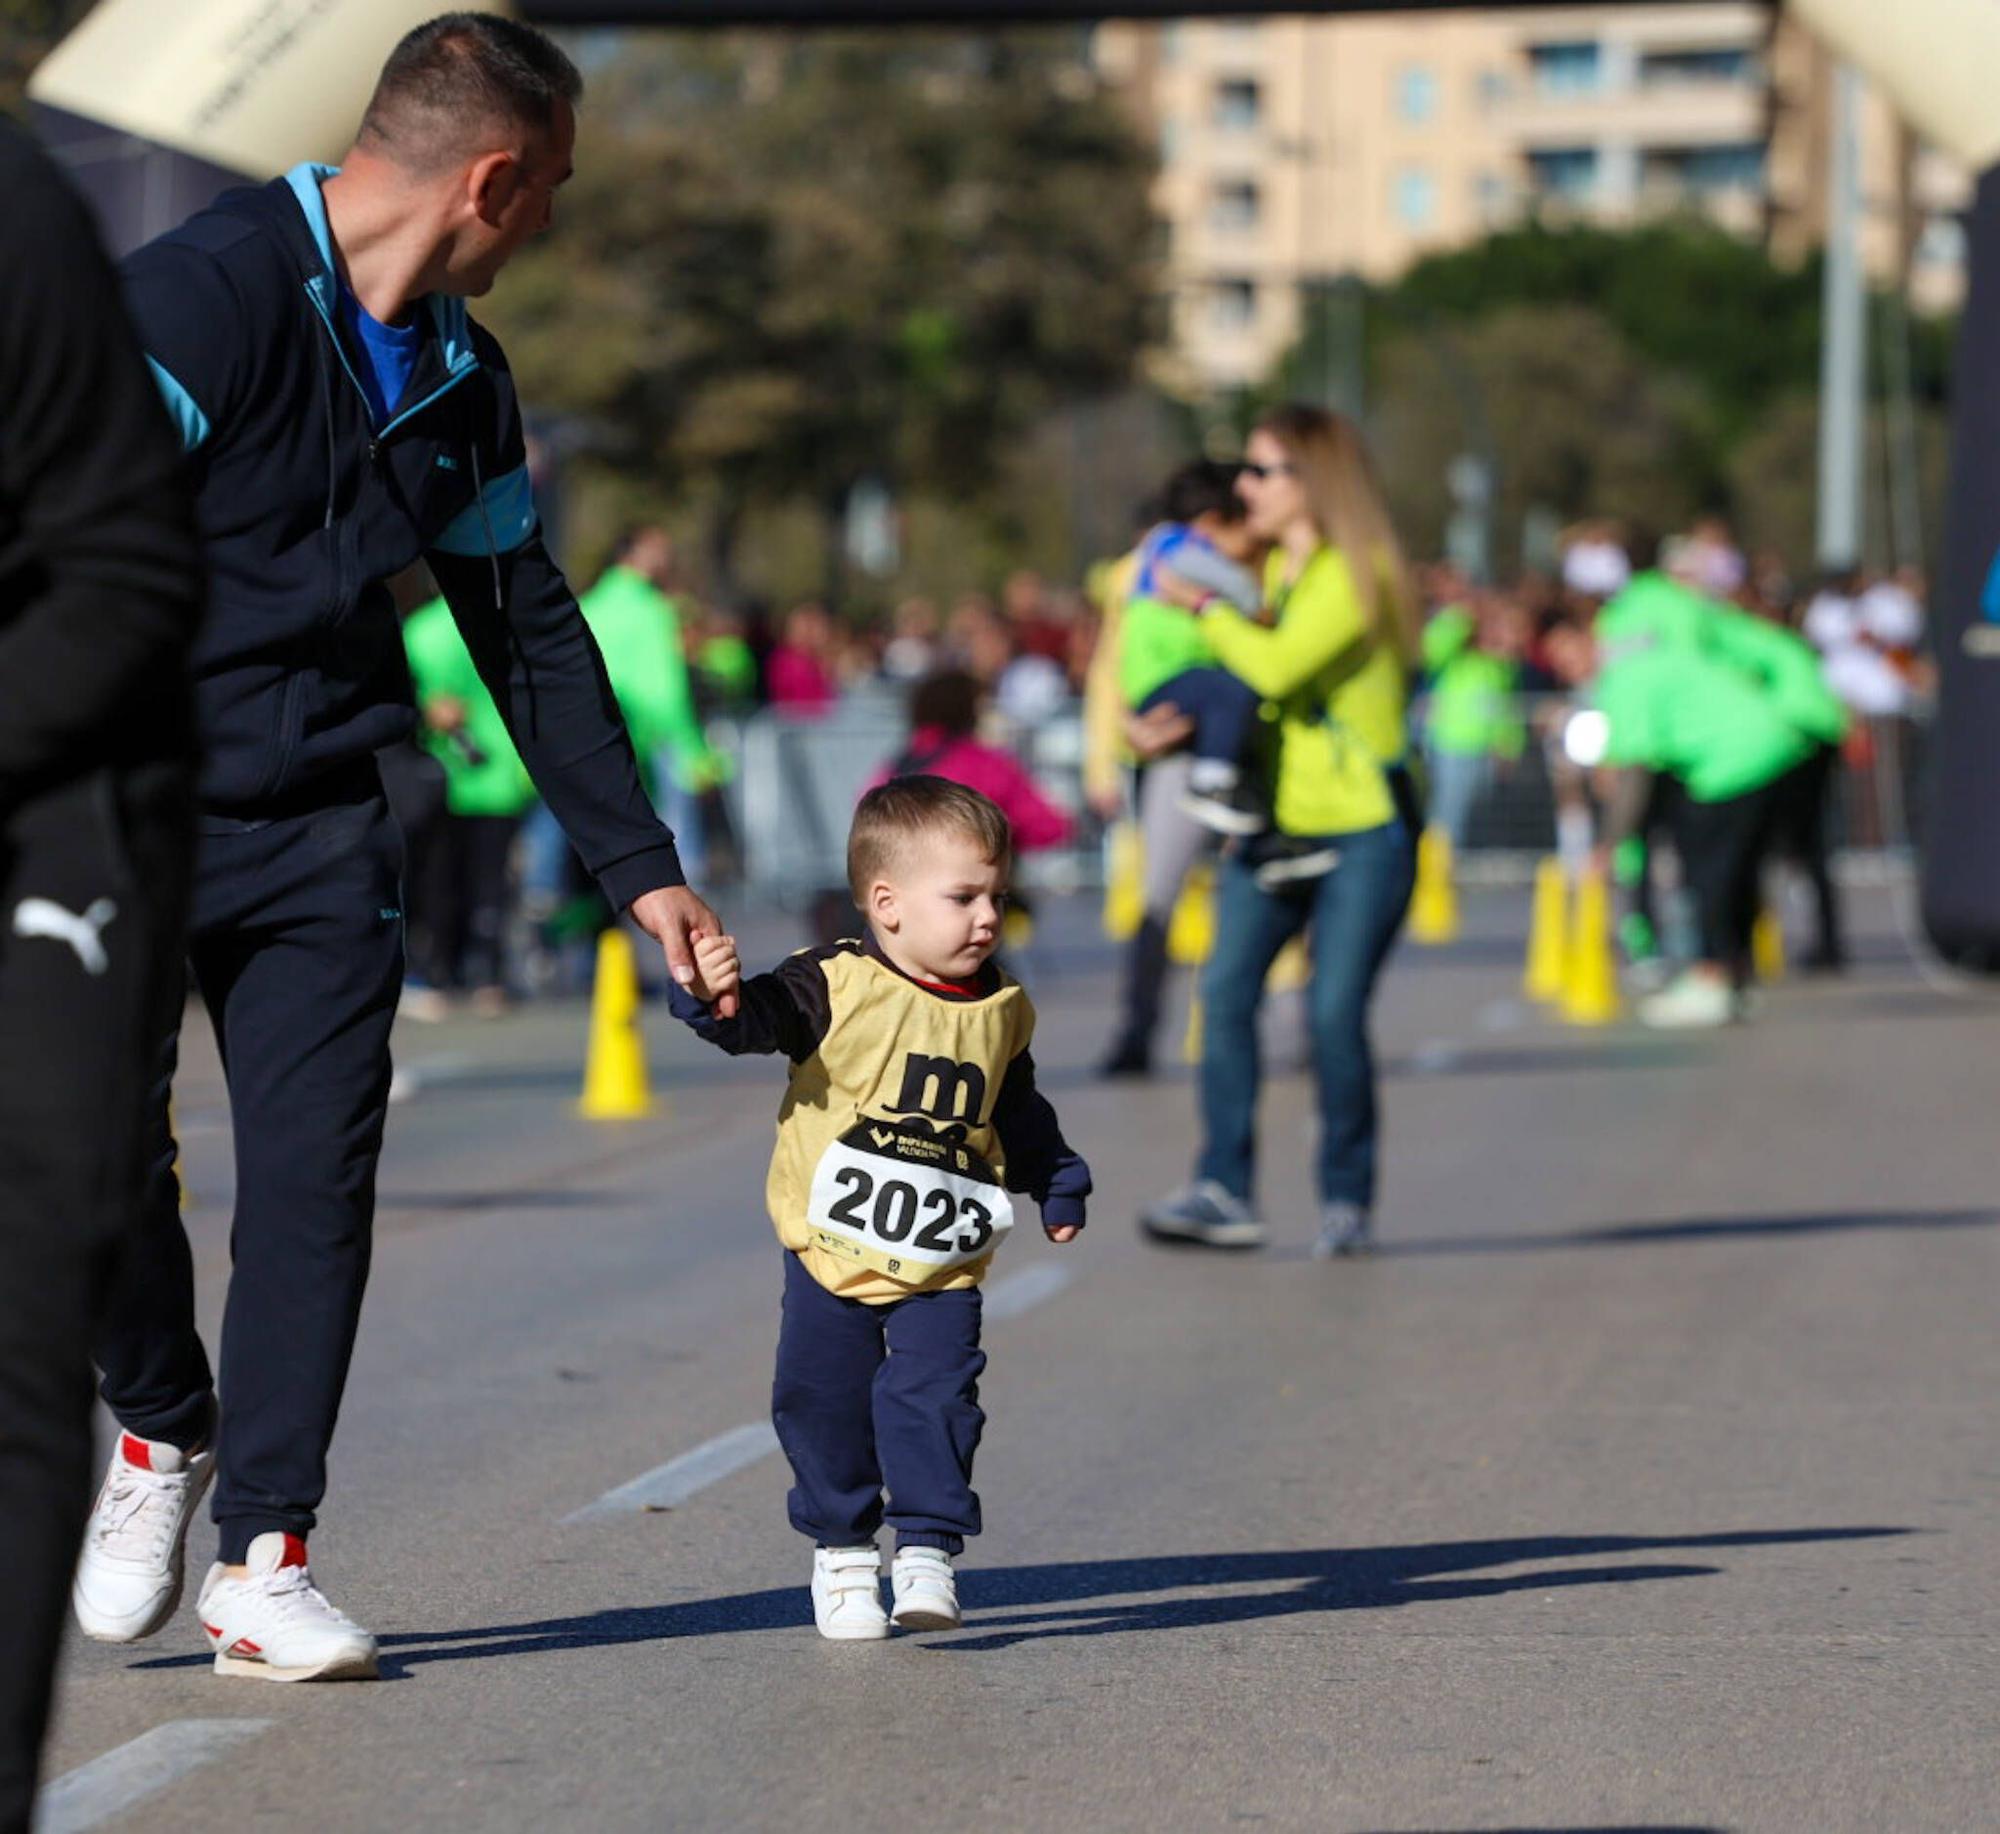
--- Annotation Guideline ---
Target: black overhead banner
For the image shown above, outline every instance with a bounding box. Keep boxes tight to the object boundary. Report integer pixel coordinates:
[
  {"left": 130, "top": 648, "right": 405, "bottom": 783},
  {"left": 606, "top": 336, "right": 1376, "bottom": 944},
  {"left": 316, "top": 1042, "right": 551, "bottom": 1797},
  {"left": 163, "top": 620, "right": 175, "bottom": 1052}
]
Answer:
[
  {"left": 1920, "top": 162, "right": 2000, "bottom": 966},
  {"left": 523, "top": 0, "right": 1485, "bottom": 19}
]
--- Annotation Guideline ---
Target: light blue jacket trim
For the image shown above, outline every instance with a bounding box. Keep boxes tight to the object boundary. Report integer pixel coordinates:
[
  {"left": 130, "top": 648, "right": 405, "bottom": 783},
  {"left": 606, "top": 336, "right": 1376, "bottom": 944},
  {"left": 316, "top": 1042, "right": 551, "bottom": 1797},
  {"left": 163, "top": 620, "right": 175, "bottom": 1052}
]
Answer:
[
  {"left": 146, "top": 356, "right": 211, "bottom": 452},
  {"left": 285, "top": 162, "right": 477, "bottom": 384},
  {"left": 431, "top": 464, "right": 538, "bottom": 557},
  {"left": 283, "top": 161, "right": 340, "bottom": 273}
]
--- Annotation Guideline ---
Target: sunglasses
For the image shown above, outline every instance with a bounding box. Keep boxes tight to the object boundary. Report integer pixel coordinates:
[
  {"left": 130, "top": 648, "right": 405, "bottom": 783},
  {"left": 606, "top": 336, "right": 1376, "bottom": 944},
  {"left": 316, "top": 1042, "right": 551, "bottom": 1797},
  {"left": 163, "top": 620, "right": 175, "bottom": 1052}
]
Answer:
[{"left": 1237, "top": 461, "right": 1296, "bottom": 480}]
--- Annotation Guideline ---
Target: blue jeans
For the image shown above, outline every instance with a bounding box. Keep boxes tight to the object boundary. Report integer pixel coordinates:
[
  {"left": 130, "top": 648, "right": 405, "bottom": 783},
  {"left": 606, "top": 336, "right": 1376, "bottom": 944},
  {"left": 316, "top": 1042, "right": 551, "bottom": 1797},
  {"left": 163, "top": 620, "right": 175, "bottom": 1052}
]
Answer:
[
  {"left": 1195, "top": 820, "right": 1415, "bottom": 1210},
  {"left": 1426, "top": 746, "right": 1492, "bottom": 851}
]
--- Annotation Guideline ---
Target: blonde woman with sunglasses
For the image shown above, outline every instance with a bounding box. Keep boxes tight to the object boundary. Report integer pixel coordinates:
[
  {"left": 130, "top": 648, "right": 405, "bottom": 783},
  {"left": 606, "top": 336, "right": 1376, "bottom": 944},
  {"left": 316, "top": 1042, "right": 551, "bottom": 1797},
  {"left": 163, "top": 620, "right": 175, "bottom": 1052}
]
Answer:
[{"left": 1140, "top": 406, "right": 1421, "bottom": 1258}]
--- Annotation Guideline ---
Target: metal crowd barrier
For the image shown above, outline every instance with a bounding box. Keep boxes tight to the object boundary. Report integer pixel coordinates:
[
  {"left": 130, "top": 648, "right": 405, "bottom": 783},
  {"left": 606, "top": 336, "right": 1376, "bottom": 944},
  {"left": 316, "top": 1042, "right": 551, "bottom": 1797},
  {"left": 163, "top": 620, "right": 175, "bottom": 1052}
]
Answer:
[{"left": 706, "top": 693, "right": 1926, "bottom": 901}]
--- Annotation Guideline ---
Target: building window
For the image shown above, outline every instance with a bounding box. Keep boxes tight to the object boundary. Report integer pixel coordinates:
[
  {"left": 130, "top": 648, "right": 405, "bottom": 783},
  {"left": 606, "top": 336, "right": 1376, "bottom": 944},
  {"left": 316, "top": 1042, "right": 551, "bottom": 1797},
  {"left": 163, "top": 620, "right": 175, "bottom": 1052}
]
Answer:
[
  {"left": 1528, "top": 42, "right": 1602, "bottom": 97},
  {"left": 1210, "top": 277, "right": 1258, "bottom": 333},
  {"left": 1393, "top": 166, "right": 1438, "bottom": 230},
  {"left": 1474, "top": 171, "right": 1512, "bottom": 225},
  {"left": 1211, "top": 178, "right": 1261, "bottom": 232},
  {"left": 1159, "top": 23, "right": 1183, "bottom": 66},
  {"left": 1917, "top": 215, "right": 1968, "bottom": 269},
  {"left": 1213, "top": 77, "right": 1262, "bottom": 132},
  {"left": 1527, "top": 146, "right": 1599, "bottom": 205},
  {"left": 1477, "top": 68, "right": 1512, "bottom": 111},
  {"left": 1160, "top": 117, "right": 1184, "bottom": 166},
  {"left": 1649, "top": 142, "right": 1766, "bottom": 198},
  {"left": 1397, "top": 64, "right": 1439, "bottom": 125},
  {"left": 1638, "top": 47, "right": 1756, "bottom": 87}
]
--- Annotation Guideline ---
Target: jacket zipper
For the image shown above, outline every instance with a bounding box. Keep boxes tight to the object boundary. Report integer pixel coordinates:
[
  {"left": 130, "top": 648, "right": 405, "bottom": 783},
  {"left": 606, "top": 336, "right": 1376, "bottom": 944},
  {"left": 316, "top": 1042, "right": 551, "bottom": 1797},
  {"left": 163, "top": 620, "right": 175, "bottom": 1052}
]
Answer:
[{"left": 303, "top": 283, "right": 477, "bottom": 452}]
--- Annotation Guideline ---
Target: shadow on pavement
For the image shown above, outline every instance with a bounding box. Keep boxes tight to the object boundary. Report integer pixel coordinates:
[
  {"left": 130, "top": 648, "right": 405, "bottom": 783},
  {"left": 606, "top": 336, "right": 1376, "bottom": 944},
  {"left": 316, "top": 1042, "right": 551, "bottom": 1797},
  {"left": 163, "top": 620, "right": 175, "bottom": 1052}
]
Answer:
[
  {"left": 1384, "top": 1043, "right": 1709, "bottom": 1080},
  {"left": 125, "top": 1525, "right": 1904, "bottom": 1676},
  {"left": 1376, "top": 1207, "right": 1997, "bottom": 1257}
]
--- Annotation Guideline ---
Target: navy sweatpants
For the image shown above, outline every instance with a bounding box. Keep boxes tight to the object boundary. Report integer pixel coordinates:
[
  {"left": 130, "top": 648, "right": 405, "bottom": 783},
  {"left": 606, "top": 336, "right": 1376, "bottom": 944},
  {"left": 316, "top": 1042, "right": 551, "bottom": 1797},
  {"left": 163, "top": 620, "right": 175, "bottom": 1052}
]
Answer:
[
  {"left": 93, "top": 773, "right": 404, "bottom": 1563},
  {"left": 771, "top": 1253, "right": 985, "bottom": 1555},
  {"left": 1138, "top": 665, "right": 1262, "bottom": 769}
]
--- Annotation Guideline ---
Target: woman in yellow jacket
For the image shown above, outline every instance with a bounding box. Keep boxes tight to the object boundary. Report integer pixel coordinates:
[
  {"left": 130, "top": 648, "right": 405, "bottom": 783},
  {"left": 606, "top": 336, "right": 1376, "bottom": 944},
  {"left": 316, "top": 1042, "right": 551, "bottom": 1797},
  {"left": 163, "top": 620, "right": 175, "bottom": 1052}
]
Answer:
[{"left": 1140, "top": 406, "right": 1419, "bottom": 1258}]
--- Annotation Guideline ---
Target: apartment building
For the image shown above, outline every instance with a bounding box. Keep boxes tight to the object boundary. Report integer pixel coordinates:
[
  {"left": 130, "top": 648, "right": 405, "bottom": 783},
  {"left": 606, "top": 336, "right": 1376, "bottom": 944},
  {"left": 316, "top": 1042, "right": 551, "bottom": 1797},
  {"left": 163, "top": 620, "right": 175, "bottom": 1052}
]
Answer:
[{"left": 1095, "top": 7, "right": 1967, "bottom": 391}]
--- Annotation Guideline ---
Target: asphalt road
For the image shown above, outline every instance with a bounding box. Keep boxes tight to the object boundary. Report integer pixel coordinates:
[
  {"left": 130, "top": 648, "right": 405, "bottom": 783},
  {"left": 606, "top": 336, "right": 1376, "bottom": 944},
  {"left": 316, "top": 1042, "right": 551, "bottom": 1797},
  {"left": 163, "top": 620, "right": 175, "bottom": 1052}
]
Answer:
[{"left": 37, "top": 885, "right": 2000, "bottom": 1833}]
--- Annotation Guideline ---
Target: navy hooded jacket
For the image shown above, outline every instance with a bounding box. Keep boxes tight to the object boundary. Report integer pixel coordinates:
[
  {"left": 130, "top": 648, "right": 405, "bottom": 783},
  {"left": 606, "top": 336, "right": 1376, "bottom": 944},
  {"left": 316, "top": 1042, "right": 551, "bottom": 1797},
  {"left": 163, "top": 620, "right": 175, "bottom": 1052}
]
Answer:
[{"left": 122, "top": 162, "right": 680, "bottom": 908}]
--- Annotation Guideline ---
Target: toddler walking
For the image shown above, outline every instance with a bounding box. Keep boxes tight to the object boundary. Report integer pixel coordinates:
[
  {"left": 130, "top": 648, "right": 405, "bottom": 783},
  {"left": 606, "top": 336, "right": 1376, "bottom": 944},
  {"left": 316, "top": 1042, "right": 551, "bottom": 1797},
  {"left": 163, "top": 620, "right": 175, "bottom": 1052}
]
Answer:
[{"left": 671, "top": 776, "right": 1090, "bottom": 1637}]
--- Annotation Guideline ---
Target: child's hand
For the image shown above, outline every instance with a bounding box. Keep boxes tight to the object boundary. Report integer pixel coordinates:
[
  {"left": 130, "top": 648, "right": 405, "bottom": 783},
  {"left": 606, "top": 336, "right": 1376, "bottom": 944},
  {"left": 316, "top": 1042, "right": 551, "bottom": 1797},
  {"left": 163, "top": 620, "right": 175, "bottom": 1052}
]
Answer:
[
  {"left": 686, "top": 927, "right": 741, "bottom": 1006},
  {"left": 1044, "top": 1224, "right": 1080, "bottom": 1244}
]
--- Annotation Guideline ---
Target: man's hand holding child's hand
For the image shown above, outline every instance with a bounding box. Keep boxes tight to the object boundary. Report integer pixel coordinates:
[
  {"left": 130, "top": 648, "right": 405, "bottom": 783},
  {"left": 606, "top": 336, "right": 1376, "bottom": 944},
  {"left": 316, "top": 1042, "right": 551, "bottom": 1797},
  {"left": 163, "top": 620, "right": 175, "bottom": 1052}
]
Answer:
[
  {"left": 1045, "top": 1223, "right": 1080, "bottom": 1244},
  {"left": 687, "top": 928, "right": 742, "bottom": 1007}
]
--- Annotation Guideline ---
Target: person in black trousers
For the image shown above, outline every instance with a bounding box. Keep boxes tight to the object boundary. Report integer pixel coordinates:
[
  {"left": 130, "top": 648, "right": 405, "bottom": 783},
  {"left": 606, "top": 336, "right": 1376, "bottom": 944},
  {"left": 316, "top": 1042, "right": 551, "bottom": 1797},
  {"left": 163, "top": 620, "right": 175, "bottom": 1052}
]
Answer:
[
  {"left": 0, "top": 124, "right": 203, "bottom": 1833},
  {"left": 69, "top": 15, "right": 736, "bottom": 1687}
]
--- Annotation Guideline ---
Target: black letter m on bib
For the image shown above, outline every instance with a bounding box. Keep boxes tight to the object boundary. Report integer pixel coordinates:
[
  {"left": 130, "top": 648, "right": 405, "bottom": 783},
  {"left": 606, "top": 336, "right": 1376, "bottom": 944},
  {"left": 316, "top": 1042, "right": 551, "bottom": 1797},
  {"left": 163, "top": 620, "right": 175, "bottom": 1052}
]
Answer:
[{"left": 891, "top": 1053, "right": 986, "bottom": 1128}]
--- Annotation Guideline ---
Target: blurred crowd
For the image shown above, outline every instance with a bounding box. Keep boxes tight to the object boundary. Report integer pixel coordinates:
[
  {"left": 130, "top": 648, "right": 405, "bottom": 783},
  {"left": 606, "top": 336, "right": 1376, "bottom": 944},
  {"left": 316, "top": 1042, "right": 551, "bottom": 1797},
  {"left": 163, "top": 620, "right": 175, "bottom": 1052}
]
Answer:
[{"left": 386, "top": 490, "right": 1932, "bottom": 1022}]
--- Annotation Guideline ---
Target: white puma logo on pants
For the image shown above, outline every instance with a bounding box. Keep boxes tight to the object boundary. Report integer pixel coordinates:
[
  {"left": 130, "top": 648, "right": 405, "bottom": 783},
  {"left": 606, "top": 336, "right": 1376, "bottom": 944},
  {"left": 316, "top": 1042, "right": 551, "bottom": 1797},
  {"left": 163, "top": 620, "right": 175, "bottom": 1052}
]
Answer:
[{"left": 12, "top": 897, "right": 118, "bottom": 975}]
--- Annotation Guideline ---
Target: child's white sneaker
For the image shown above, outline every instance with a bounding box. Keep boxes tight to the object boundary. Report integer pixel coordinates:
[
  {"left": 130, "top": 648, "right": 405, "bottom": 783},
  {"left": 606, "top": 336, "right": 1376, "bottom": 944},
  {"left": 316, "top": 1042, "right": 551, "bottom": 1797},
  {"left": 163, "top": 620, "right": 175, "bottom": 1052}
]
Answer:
[
  {"left": 196, "top": 1533, "right": 378, "bottom": 1681},
  {"left": 811, "top": 1546, "right": 888, "bottom": 1641},
  {"left": 890, "top": 1546, "right": 961, "bottom": 1632}
]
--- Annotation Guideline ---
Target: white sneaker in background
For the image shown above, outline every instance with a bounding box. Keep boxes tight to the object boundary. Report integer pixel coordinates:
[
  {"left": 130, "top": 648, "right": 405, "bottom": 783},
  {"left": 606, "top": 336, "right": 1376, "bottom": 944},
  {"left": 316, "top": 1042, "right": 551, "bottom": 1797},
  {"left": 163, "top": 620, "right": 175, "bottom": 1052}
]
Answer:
[
  {"left": 197, "top": 1533, "right": 379, "bottom": 1681},
  {"left": 72, "top": 1431, "right": 215, "bottom": 1643},
  {"left": 890, "top": 1547, "right": 961, "bottom": 1632},
  {"left": 811, "top": 1545, "right": 888, "bottom": 1642},
  {"left": 1637, "top": 971, "right": 1738, "bottom": 1030}
]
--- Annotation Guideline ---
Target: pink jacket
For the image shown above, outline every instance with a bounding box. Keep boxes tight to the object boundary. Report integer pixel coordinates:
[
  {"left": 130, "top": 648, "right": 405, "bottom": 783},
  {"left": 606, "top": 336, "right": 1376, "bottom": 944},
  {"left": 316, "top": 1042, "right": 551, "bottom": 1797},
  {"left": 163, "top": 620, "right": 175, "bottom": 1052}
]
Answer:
[{"left": 871, "top": 728, "right": 1074, "bottom": 852}]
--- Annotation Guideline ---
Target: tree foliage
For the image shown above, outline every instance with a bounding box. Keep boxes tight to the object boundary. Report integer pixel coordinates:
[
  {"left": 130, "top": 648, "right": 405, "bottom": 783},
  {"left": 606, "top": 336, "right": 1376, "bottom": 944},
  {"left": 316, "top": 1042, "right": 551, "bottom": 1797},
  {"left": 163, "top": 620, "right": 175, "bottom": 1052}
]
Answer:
[
  {"left": 482, "top": 30, "right": 1158, "bottom": 592},
  {"left": 1370, "top": 306, "right": 1711, "bottom": 571},
  {"left": 0, "top": 0, "right": 91, "bottom": 119}
]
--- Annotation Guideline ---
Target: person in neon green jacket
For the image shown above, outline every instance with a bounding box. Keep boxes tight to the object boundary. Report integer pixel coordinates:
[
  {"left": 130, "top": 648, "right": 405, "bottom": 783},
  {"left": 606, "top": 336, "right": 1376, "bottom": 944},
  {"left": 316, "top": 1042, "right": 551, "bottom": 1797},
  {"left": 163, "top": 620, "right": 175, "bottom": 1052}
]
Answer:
[
  {"left": 516, "top": 526, "right": 724, "bottom": 897},
  {"left": 1419, "top": 597, "right": 1526, "bottom": 848},
  {"left": 402, "top": 595, "right": 536, "bottom": 1008},
  {"left": 576, "top": 528, "right": 718, "bottom": 804},
  {"left": 1598, "top": 563, "right": 1850, "bottom": 971}
]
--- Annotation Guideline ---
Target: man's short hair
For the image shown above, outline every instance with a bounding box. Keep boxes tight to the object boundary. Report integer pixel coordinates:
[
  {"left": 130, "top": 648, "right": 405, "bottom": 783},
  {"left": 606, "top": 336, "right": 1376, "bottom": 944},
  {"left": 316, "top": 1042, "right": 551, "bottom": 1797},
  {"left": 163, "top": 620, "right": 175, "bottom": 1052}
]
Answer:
[
  {"left": 358, "top": 12, "right": 582, "bottom": 175},
  {"left": 848, "top": 776, "right": 1012, "bottom": 905}
]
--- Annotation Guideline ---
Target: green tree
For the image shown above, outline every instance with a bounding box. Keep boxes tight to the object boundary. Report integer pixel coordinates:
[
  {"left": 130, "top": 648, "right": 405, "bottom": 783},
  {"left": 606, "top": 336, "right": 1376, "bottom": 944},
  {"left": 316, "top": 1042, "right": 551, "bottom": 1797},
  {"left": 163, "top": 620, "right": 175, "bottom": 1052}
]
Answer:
[
  {"left": 1368, "top": 305, "right": 1711, "bottom": 571},
  {"left": 1, "top": 0, "right": 90, "bottom": 119},
  {"left": 483, "top": 31, "right": 1158, "bottom": 600}
]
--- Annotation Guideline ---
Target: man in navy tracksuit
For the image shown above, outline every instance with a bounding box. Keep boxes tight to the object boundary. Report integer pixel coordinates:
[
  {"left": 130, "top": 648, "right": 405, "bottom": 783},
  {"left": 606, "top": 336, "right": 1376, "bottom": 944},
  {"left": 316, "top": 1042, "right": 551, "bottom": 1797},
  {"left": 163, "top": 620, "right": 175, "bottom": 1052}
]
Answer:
[{"left": 68, "top": 14, "right": 736, "bottom": 1683}]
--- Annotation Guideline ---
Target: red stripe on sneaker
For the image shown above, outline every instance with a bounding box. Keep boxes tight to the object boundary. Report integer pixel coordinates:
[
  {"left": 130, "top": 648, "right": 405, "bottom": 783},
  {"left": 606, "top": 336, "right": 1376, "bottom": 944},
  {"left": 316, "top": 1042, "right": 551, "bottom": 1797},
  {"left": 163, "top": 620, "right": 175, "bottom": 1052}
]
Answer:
[
  {"left": 121, "top": 1432, "right": 153, "bottom": 1472},
  {"left": 202, "top": 1623, "right": 224, "bottom": 1641},
  {"left": 226, "top": 1639, "right": 263, "bottom": 1659},
  {"left": 278, "top": 1534, "right": 309, "bottom": 1569}
]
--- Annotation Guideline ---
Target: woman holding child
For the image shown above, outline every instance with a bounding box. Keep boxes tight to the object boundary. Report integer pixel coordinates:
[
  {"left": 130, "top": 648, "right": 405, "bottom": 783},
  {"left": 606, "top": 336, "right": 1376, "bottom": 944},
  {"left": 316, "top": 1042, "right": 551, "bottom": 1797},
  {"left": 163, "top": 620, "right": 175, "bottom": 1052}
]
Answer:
[{"left": 1140, "top": 405, "right": 1419, "bottom": 1259}]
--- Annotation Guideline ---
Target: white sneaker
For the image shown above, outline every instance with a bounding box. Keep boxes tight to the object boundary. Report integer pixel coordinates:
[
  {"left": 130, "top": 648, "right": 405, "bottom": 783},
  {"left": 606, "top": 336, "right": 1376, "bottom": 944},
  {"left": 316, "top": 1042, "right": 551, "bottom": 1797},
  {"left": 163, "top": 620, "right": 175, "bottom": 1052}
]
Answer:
[
  {"left": 890, "top": 1547, "right": 961, "bottom": 1632},
  {"left": 72, "top": 1431, "right": 216, "bottom": 1643},
  {"left": 196, "top": 1533, "right": 379, "bottom": 1681},
  {"left": 811, "top": 1545, "right": 888, "bottom": 1642},
  {"left": 1637, "top": 971, "right": 1738, "bottom": 1030}
]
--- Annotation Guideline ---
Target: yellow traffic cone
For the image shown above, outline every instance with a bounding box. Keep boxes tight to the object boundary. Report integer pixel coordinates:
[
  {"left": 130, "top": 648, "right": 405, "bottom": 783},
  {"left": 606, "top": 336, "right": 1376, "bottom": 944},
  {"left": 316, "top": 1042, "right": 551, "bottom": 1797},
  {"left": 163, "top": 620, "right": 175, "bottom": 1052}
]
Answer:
[
  {"left": 1752, "top": 906, "right": 1787, "bottom": 984},
  {"left": 1267, "top": 934, "right": 1311, "bottom": 993},
  {"left": 1561, "top": 868, "right": 1622, "bottom": 1026},
  {"left": 1407, "top": 826, "right": 1461, "bottom": 945},
  {"left": 1523, "top": 855, "right": 1570, "bottom": 1003},
  {"left": 1103, "top": 822, "right": 1144, "bottom": 941},
  {"left": 579, "top": 929, "right": 653, "bottom": 1119},
  {"left": 1167, "top": 864, "right": 1216, "bottom": 965}
]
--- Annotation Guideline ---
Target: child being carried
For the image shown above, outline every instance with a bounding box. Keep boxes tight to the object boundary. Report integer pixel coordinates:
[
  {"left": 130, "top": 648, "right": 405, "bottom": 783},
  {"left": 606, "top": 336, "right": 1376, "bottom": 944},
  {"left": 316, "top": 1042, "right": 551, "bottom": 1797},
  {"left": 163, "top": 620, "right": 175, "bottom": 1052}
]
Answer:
[{"left": 1120, "top": 462, "right": 1270, "bottom": 835}]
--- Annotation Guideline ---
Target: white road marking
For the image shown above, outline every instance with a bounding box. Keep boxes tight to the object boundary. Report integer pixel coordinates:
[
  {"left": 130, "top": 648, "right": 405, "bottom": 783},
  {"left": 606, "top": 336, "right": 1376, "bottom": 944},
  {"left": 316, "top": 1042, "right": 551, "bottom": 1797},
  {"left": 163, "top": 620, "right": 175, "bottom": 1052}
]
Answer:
[
  {"left": 1409, "top": 1039, "right": 1464, "bottom": 1076},
  {"left": 34, "top": 1720, "right": 273, "bottom": 1834},
  {"left": 563, "top": 1422, "right": 780, "bottom": 1523},
  {"left": 983, "top": 1261, "right": 1073, "bottom": 1321},
  {"left": 566, "top": 1262, "right": 1076, "bottom": 1524}
]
